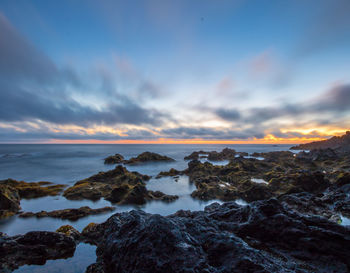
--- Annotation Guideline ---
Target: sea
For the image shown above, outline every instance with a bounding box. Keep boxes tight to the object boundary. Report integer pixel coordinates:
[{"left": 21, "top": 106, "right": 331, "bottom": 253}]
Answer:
[{"left": 0, "top": 144, "right": 293, "bottom": 273}]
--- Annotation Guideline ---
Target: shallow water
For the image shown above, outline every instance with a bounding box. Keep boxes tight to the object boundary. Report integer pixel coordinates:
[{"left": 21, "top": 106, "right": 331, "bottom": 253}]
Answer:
[
  {"left": 0, "top": 144, "right": 293, "bottom": 272},
  {"left": 14, "top": 243, "right": 96, "bottom": 273},
  {"left": 251, "top": 178, "right": 269, "bottom": 184}
]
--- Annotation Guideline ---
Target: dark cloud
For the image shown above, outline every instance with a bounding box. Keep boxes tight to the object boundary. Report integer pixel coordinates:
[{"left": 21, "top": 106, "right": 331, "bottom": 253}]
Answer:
[
  {"left": 0, "top": 13, "right": 165, "bottom": 127},
  {"left": 214, "top": 83, "right": 350, "bottom": 125},
  {"left": 215, "top": 109, "right": 241, "bottom": 121},
  {"left": 161, "top": 126, "right": 264, "bottom": 140}
]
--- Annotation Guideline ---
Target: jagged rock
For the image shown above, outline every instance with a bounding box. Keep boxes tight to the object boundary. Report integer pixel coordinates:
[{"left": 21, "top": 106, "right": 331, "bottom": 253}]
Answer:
[
  {"left": 104, "top": 154, "right": 124, "bottom": 164},
  {"left": 19, "top": 206, "right": 115, "bottom": 221},
  {"left": 63, "top": 165, "right": 150, "bottom": 201},
  {"left": 0, "top": 231, "right": 76, "bottom": 272},
  {"left": 0, "top": 184, "right": 21, "bottom": 219},
  {"left": 0, "top": 178, "right": 66, "bottom": 199},
  {"left": 83, "top": 199, "right": 350, "bottom": 273},
  {"left": 124, "top": 152, "right": 174, "bottom": 164}
]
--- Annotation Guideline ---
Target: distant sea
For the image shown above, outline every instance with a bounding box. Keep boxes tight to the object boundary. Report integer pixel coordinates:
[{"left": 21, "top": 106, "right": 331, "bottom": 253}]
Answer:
[{"left": 0, "top": 144, "right": 293, "bottom": 273}]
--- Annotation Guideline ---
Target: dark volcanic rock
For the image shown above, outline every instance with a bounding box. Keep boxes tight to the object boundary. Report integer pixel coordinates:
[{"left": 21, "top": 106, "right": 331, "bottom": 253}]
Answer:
[
  {"left": 104, "top": 154, "right": 124, "bottom": 164},
  {"left": 0, "top": 231, "right": 76, "bottom": 272},
  {"left": 19, "top": 206, "right": 115, "bottom": 221},
  {"left": 84, "top": 199, "right": 350, "bottom": 273},
  {"left": 0, "top": 184, "right": 21, "bottom": 219},
  {"left": 124, "top": 152, "right": 174, "bottom": 164}
]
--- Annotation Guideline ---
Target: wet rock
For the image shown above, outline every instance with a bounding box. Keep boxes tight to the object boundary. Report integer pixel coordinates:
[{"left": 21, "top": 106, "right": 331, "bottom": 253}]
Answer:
[
  {"left": 104, "top": 154, "right": 124, "bottom": 164},
  {"left": 64, "top": 165, "right": 176, "bottom": 205},
  {"left": 156, "top": 168, "right": 181, "bottom": 178},
  {"left": 148, "top": 191, "right": 179, "bottom": 202},
  {"left": 63, "top": 165, "right": 150, "bottom": 201},
  {"left": 184, "top": 148, "right": 238, "bottom": 161},
  {"left": 19, "top": 206, "right": 115, "bottom": 221},
  {"left": 124, "top": 152, "right": 174, "bottom": 164},
  {"left": 0, "top": 178, "right": 66, "bottom": 199},
  {"left": 0, "top": 231, "right": 76, "bottom": 272},
  {"left": 84, "top": 199, "right": 350, "bottom": 273},
  {"left": 56, "top": 225, "right": 81, "bottom": 240},
  {"left": 0, "top": 184, "right": 21, "bottom": 219}
]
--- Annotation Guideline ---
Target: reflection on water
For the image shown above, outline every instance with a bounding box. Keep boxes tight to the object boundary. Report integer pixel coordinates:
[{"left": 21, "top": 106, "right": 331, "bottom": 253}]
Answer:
[
  {"left": 340, "top": 215, "right": 350, "bottom": 226},
  {"left": 14, "top": 243, "right": 96, "bottom": 273}
]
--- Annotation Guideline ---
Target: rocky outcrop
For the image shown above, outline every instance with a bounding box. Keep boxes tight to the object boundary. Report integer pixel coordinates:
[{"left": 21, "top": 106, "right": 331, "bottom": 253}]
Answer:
[
  {"left": 63, "top": 165, "right": 177, "bottom": 205},
  {"left": 104, "top": 154, "right": 124, "bottom": 164},
  {"left": 184, "top": 148, "right": 247, "bottom": 161},
  {"left": 19, "top": 206, "right": 115, "bottom": 221},
  {"left": 156, "top": 168, "right": 181, "bottom": 178},
  {"left": 0, "top": 231, "right": 76, "bottom": 272},
  {"left": 56, "top": 225, "right": 81, "bottom": 240},
  {"left": 83, "top": 198, "right": 350, "bottom": 273},
  {"left": 291, "top": 131, "right": 350, "bottom": 151},
  {"left": 184, "top": 151, "right": 335, "bottom": 202},
  {"left": 63, "top": 165, "right": 149, "bottom": 201},
  {"left": 0, "top": 184, "right": 21, "bottom": 219},
  {"left": 0, "top": 178, "right": 66, "bottom": 199},
  {"left": 123, "top": 152, "right": 175, "bottom": 164}
]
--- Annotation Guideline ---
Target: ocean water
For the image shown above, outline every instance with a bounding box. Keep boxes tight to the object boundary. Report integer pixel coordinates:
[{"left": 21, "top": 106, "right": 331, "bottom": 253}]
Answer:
[{"left": 0, "top": 144, "right": 292, "bottom": 272}]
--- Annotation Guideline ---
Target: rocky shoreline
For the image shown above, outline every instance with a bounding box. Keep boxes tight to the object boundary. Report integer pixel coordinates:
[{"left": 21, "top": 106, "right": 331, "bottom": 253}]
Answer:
[{"left": 1, "top": 140, "right": 350, "bottom": 272}]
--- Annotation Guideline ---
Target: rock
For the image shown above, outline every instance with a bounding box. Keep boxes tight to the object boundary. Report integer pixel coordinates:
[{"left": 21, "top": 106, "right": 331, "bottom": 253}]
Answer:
[
  {"left": 64, "top": 165, "right": 176, "bottom": 205},
  {"left": 104, "top": 154, "right": 124, "bottom": 164},
  {"left": 63, "top": 165, "right": 150, "bottom": 201},
  {"left": 291, "top": 131, "right": 350, "bottom": 152},
  {"left": 124, "top": 152, "right": 174, "bottom": 164},
  {"left": 0, "top": 231, "right": 76, "bottom": 272},
  {"left": 84, "top": 199, "right": 350, "bottom": 273},
  {"left": 296, "top": 148, "right": 338, "bottom": 161},
  {"left": 19, "top": 206, "right": 115, "bottom": 221},
  {"left": 56, "top": 225, "right": 81, "bottom": 240},
  {"left": 156, "top": 168, "right": 181, "bottom": 178},
  {"left": 0, "top": 178, "right": 66, "bottom": 199},
  {"left": 0, "top": 184, "right": 21, "bottom": 219},
  {"left": 184, "top": 148, "right": 237, "bottom": 161},
  {"left": 148, "top": 191, "right": 179, "bottom": 202}
]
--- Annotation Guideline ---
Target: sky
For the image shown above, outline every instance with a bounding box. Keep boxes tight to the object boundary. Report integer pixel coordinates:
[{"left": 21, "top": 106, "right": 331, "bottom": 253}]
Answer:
[{"left": 0, "top": 0, "right": 349, "bottom": 144}]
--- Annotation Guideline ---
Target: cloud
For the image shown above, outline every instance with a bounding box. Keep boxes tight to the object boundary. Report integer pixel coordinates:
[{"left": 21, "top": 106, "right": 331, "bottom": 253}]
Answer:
[
  {"left": 212, "top": 83, "right": 350, "bottom": 125},
  {"left": 0, "top": 13, "right": 165, "bottom": 127},
  {"left": 215, "top": 109, "right": 241, "bottom": 121}
]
